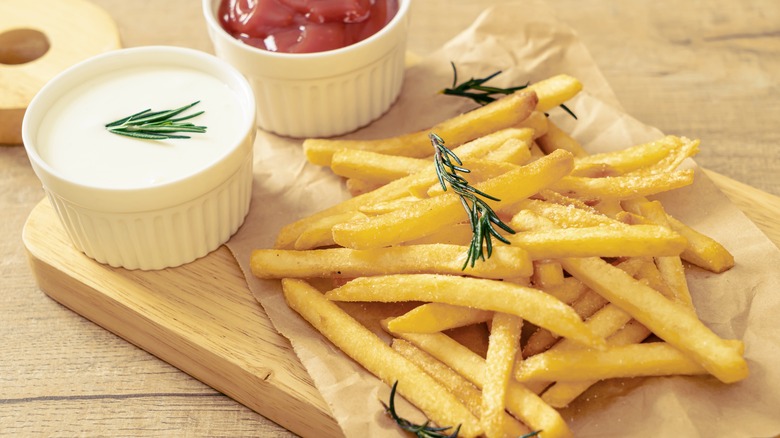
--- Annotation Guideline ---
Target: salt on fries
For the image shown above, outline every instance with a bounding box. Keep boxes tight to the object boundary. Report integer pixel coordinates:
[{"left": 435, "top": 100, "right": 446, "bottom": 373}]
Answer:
[{"left": 251, "top": 73, "right": 747, "bottom": 437}]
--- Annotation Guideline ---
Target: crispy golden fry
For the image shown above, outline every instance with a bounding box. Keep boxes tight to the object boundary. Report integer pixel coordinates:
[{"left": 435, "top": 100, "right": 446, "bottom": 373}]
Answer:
[
  {"left": 303, "top": 90, "right": 538, "bottom": 166},
  {"left": 552, "top": 169, "right": 695, "bottom": 200},
  {"left": 621, "top": 198, "right": 735, "bottom": 273},
  {"left": 526, "top": 74, "right": 583, "bottom": 113},
  {"left": 344, "top": 178, "right": 382, "bottom": 196},
  {"left": 667, "top": 214, "right": 735, "bottom": 273},
  {"left": 331, "top": 149, "right": 429, "bottom": 184},
  {"left": 560, "top": 257, "right": 749, "bottom": 383},
  {"left": 481, "top": 313, "right": 523, "bottom": 438},
  {"left": 504, "top": 223, "right": 688, "bottom": 259},
  {"left": 282, "top": 279, "right": 482, "bottom": 437},
  {"left": 331, "top": 149, "right": 574, "bottom": 249},
  {"left": 635, "top": 200, "right": 694, "bottom": 308},
  {"left": 636, "top": 137, "right": 700, "bottom": 176},
  {"left": 391, "top": 339, "right": 533, "bottom": 437},
  {"left": 357, "top": 196, "right": 421, "bottom": 216},
  {"left": 516, "top": 342, "right": 707, "bottom": 383},
  {"left": 383, "top": 325, "right": 573, "bottom": 438},
  {"left": 252, "top": 244, "right": 533, "bottom": 280},
  {"left": 405, "top": 223, "right": 473, "bottom": 246},
  {"left": 387, "top": 303, "right": 493, "bottom": 334},
  {"left": 515, "top": 111, "right": 550, "bottom": 139},
  {"left": 293, "top": 210, "right": 367, "bottom": 250},
  {"left": 326, "top": 274, "right": 606, "bottom": 349},
  {"left": 532, "top": 260, "right": 565, "bottom": 288},
  {"left": 572, "top": 136, "right": 683, "bottom": 174},
  {"left": 483, "top": 137, "right": 533, "bottom": 165},
  {"left": 514, "top": 198, "right": 622, "bottom": 228},
  {"left": 540, "top": 320, "right": 651, "bottom": 408},
  {"left": 537, "top": 119, "right": 588, "bottom": 158}
]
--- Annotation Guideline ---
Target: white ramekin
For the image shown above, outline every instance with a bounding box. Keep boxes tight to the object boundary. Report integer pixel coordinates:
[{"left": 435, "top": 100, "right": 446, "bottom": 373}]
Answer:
[
  {"left": 202, "top": 0, "right": 410, "bottom": 138},
  {"left": 22, "top": 46, "right": 256, "bottom": 270}
]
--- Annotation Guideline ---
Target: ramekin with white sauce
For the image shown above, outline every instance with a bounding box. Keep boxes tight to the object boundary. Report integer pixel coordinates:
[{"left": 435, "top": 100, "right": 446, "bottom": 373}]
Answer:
[{"left": 22, "top": 46, "right": 256, "bottom": 270}]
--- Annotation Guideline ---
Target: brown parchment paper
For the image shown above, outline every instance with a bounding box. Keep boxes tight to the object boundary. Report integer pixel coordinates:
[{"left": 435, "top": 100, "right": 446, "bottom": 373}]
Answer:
[{"left": 226, "top": 2, "right": 780, "bottom": 437}]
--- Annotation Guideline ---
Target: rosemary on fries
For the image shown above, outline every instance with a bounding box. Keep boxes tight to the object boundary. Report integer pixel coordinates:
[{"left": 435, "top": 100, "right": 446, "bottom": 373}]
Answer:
[
  {"left": 383, "top": 381, "right": 542, "bottom": 438},
  {"left": 441, "top": 62, "right": 577, "bottom": 119},
  {"left": 431, "top": 132, "right": 515, "bottom": 269},
  {"left": 105, "top": 101, "right": 207, "bottom": 140}
]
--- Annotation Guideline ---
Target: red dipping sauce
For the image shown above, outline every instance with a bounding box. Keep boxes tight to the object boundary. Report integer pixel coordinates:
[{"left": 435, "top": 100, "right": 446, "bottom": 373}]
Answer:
[{"left": 218, "top": 0, "right": 399, "bottom": 54}]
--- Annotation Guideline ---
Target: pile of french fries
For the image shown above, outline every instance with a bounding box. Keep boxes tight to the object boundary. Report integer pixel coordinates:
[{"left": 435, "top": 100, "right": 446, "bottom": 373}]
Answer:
[{"left": 251, "top": 74, "right": 748, "bottom": 438}]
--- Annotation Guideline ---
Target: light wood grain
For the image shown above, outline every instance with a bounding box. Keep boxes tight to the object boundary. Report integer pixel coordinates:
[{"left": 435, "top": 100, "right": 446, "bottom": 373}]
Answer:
[
  {"left": 3, "top": 1, "right": 779, "bottom": 436},
  {"left": 0, "top": 0, "right": 120, "bottom": 144}
]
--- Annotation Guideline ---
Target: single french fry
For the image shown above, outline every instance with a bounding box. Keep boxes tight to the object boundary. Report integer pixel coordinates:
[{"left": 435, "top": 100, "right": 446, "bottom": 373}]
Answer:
[
  {"left": 282, "top": 279, "right": 482, "bottom": 437},
  {"left": 331, "top": 149, "right": 574, "bottom": 249},
  {"left": 331, "top": 149, "right": 429, "bottom": 184},
  {"left": 405, "top": 222, "right": 472, "bottom": 246},
  {"left": 481, "top": 313, "right": 523, "bottom": 438},
  {"left": 532, "top": 260, "right": 565, "bottom": 288},
  {"left": 326, "top": 274, "right": 606, "bottom": 349},
  {"left": 559, "top": 257, "right": 749, "bottom": 383},
  {"left": 252, "top": 244, "right": 534, "bottom": 280},
  {"left": 526, "top": 74, "right": 583, "bottom": 113},
  {"left": 293, "top": 210, "right": 367, "bottom": 250},
  {"left": 516, "top": 198, "right": 623, "bottom": 228},
  {"left": 516, "top": 342, "right": 707, "bottom": 383},
  {"left": 621, "top": 197, "right": 735, "bottom": 273},
  {"left": 515, "top": 111, "right": 550, "bottom": 139},
  {"left": 383, "top": 325, "right": 573, "bottom": 438},
  {"left": 635, "top": 200, "right": 694, "bottom": 308},
  {"left": 345, "top": 178, "right": 383, "bottom": 196},
  {"left": 483, "top": 137, "right": 532, "bottom": 165},
  {"left": 358, "top": 196, "right": 421, "bottom": 216},
  {"left": 387, "top": 303, "right": 493, "bottom": 334},
  {"left": 541, "top": 320, "right": 652, "bottom": 408},
  {"left": 667, "top": 214, "right": 735, "bottom": 273},
  {"left": 504, "top": 223, "right": 687, "bottom": 260},
  {"left": 572, "top": 136, "right": 683, "bottom": 174},
  {"left": 552, "top": 169, "right": 695, "bottom": 200},
  {"left": 537, "top": 119, "right": 588, "bottom": 158},
  {"left": 391, "top": 339, "right": 533, "bottom": 437},
  {"left": 303, "top": 90, "right": 538, "bottom": 165}
]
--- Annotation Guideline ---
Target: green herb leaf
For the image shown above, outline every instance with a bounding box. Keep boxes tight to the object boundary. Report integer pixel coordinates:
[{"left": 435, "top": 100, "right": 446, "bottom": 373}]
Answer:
[
  {"left": 441, "top": 62, "right": 577, "bottom": 119},
  {"left": 106, "top": 101, "right": 207, "bottom": 140},
  {"left": 382, "top": 381, "right": 461, "bottom": 438},
  {"left": 431, "top": 132, "right": 515, "bottom": 269}
]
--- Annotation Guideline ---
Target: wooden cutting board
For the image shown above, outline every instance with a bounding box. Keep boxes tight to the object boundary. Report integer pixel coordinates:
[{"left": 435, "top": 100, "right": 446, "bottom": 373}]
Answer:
[
  {"left": 21, "top": 169, "right": 780, "bottom": 437},
  {"left": 0, "top": 0, "right": 121, "bottom": 144}
]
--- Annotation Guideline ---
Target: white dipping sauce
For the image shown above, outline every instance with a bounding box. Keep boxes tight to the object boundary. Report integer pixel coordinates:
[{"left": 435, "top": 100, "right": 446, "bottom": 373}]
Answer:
[{"left": 37, "top": 66, "right": 245, "bottom": 189}]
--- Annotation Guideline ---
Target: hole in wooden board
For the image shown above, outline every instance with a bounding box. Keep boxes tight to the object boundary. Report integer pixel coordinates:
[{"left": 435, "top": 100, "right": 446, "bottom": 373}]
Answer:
[{"left": 0, "top": 28, "right": 51, "bottom": 65}]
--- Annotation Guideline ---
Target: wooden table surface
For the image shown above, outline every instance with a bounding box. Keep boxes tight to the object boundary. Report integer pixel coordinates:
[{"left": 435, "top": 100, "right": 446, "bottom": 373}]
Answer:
[{"left": 2, "top": 0, "right": 778, "bottom": 436}]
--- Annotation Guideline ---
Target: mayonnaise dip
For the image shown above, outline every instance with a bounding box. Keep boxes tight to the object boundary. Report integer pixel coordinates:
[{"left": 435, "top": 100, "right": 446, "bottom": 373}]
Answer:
[{"left": 36, "top": 65, "right": 245, "bottom": 190}]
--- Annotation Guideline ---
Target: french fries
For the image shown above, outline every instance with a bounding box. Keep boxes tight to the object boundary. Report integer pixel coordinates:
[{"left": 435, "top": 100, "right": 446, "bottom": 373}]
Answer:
[
  {"left": 282, "top": 279, "right": 482, "bottom": 437},
  {"left": 252, "top": 72, "right": 744, "bottom": 437}
]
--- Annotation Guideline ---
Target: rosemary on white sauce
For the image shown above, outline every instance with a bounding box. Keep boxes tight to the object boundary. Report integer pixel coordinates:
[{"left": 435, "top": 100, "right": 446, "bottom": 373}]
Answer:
[{"left": 105, "top": 101, "right": 207, "bottom": 140}]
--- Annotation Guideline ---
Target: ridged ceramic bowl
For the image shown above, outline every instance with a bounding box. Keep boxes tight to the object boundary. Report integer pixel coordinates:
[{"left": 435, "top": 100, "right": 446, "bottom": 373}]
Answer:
[
  {"left": 22, "top": 46, "right": 256, "bottom": 270},
  {"left": 202, "top": 0, "right": 410, "bottom": 138}
]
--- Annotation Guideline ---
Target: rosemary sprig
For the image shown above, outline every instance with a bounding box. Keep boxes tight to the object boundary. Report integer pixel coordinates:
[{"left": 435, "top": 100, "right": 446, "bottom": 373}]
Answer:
[
  {"left": 431, "top": 132, "right": 515, "bottom": 269},
  {"left": 441, "top": 62, "right": 577, "bottom": 119},
  {"left": 382, "top": 381, "right": 461, "bottom": 438},
  {"left": 105, "top": 101, "right": 207, "bottom": 140},
  {"left": 382, "top": 381, "right": 542, "bottom": 438}
]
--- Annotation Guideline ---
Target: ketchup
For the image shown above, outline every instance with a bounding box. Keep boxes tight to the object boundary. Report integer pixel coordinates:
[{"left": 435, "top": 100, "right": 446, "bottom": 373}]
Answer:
[{"left": 218, "top": 0, "right": 399, "bottom": 54}]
